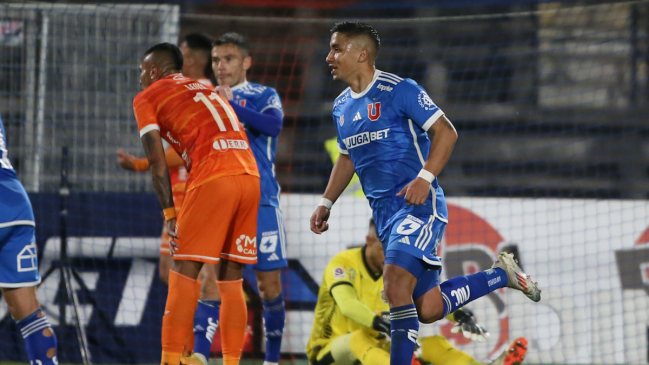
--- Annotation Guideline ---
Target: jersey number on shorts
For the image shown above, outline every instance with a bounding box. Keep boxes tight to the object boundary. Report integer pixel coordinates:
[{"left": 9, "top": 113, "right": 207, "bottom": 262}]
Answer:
[{"left": 193, "top": 92, "right": 241, "bottom": 132}]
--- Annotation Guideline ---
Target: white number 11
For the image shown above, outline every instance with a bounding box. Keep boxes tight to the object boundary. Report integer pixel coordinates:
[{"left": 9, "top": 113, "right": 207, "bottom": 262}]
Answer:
[{"left": 193, "top": 92, "right": 240, "bottom": 132}]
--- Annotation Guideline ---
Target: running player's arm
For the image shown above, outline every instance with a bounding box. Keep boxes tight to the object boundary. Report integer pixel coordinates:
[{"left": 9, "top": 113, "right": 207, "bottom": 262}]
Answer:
[
  {"left": 310, "top": 152, "right": 354, "bottom": 234},
  {"left": 310, "top": 121, "right": 355, "bottom": 234},
  {"left": 395, "top": 81, "right": 458, "bottom": 205}
]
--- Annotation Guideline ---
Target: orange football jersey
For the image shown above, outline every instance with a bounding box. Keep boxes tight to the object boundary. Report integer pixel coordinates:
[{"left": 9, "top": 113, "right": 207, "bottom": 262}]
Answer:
[
  {"left": 133, "top": 74, "right": 259, "bottom": 192},
  {"left": 169, "top": 165, "right": 187, "bottom": 211}
]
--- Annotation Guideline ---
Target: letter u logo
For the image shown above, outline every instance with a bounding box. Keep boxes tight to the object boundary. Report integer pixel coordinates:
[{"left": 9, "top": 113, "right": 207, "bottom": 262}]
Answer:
[{"left": 367, "top": 102, "right": 381, "bottom": 121}]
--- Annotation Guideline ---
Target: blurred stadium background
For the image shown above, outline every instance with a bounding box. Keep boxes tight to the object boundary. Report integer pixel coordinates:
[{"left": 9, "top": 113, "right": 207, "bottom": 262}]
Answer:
[{"left": 1, "top": 0, "right": 649, "bottom": 364}]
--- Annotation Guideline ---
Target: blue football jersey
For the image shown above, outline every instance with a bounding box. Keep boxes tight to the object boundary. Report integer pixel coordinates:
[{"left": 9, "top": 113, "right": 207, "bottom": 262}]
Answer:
[
  {"left": 0, "top": 113, "right": 35, "bottom": 226},
  {"left": 332, "top": 70, "right": 448, "bottom": 244},
  {"left": 231, "top": 81, "right": 283, "bottom": 207}
]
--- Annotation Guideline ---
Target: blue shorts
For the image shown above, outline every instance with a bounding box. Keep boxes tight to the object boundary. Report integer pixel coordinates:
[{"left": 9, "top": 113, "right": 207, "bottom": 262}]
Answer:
[
  {"left": 385, "top": 251, "right": 440, "bottom": 300},
  {"left": 384, "top": 211, "right": 446, "bottom": 299},
  {"left": 252, "top": 205, "right": 288, "bottom": 271},
  {"left": 0, "top": 224, "right": 41, "bottom": 288}
]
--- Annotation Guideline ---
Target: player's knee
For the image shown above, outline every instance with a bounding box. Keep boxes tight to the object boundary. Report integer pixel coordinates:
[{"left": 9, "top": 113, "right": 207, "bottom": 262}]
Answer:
[
  {"left": 383, "top": 267, "right": 412, "bottom": 307},
  {"left": 417, "top": 307, "right": 444, "bottom": 324},
  {"left": 2, "top": 287, "right": 40, "bottom": 320},
  {"left": 256, "top": 270, "right": 282, "bottom": 301}
]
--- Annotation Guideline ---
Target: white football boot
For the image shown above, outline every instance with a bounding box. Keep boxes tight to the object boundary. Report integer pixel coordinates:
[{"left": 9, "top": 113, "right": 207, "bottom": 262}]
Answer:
[{"left": 492, "top": 252, "right": 541, "bottom": 302}]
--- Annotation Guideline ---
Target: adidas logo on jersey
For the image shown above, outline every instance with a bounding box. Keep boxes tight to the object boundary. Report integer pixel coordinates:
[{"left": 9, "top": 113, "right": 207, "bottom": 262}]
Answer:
[
  {"left": 353, "top": 112, "right": 362, "bottom": 121},
  {"left": 268, "top": 253, "right": 279, "bottom": 261},
  {"left": 398, "top": 236, "right": 411, "bottom": 245}
]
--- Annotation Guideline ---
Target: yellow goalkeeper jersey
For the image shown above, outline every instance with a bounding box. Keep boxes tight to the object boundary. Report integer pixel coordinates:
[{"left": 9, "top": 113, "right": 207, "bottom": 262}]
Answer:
[{"left": 306, "top": 246, "right": 388, "bottom": 361}]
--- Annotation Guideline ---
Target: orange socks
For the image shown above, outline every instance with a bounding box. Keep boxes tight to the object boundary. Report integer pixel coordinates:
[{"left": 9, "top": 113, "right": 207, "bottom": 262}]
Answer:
[
  {"left": 182, "top": 280, "right": 202, "bottom": 356},
  {"left": 217, "top": 279, "right": 247, "bottom": 365},
  {"left": 161, "top": 271, "right": 198, "bottom": 365}
]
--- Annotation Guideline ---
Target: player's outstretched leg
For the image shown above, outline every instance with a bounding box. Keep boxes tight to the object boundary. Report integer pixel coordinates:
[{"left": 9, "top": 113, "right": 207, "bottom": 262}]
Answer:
[
  {"left": 430, "top": 252, "right": 541, "bottom": 320},
  {"left": 3, "top": 287, "right": 58, "bottom": 365},
  {"left": 257, "top": 269, "right": 285, "bottom": 365}
]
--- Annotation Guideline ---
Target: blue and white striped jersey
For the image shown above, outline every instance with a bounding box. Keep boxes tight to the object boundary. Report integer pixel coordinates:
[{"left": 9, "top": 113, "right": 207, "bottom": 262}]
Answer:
[{"left": 332, "top": 70, "right": 448, "bottom": 246}]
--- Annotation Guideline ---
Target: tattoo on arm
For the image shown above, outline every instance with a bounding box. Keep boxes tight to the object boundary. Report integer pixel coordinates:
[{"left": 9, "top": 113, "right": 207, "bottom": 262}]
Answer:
[{"left": 142, "top": 132, "right": 174, "bottom": 210}]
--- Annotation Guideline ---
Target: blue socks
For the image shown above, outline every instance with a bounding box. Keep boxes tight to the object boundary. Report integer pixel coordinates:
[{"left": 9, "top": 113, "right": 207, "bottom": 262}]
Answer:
[
  {"left": 440, "top": 267, "right": 508, "bottom": 317},
  {"left": 193, "top": 299, "right": 220, "bottom": 360},
  {"left": 192, "top": 295, "right": 285, "bottom": 364},
  {"left": 262, "top": 295, "right": 285, "bottom": 364},
  {"left": 390, "top": 304, "right": 419, "bottom": 365},
  {"left": 17, "top": 308, "right": 58, "bottom": 365}
]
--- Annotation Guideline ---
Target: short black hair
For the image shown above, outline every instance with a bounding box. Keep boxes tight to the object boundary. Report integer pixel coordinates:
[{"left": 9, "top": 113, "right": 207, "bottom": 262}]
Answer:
[
  {"left": 213, "top": 32, "right": 251, "bottom": 56},
  {"left": 183, "top": 33, "right": 213, "bottom": 53},
  {"left": 182, "top": 33, "right": 213, "bottom": 79},
  {"left": 144, "top": 42, "right": 183, "bottom": 71},
  {"left": 330, "top": 22, "right": 380, "bottom": 55}
]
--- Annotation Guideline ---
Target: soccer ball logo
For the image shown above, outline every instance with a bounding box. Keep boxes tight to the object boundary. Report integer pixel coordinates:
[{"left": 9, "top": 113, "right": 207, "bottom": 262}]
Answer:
[
  {"left": 418, "top": 91, "right": 435, "bottom": 111},
  {"left": 236, "top": 234, "right": 257, "bottom": 253}
]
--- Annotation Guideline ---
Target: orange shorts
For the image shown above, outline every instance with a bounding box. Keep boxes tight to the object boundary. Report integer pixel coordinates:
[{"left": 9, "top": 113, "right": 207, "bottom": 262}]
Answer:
[{"left": 172, "top": 174, "right": 260, "bottom": 265}]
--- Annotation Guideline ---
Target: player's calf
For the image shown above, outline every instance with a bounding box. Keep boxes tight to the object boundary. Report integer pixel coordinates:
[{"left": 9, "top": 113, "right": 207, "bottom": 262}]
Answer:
[
  {"left": 4, "top": 287, "right": 58, "bottom": 365},
  {"left": 256, "top": 269, "right": 285, "bottom": 365}
]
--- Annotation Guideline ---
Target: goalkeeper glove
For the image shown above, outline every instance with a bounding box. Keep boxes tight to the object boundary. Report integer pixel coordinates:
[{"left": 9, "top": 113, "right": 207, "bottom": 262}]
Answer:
[
  {"left": 372, "top": 315, "right": 391, "bottom": 334},
  {"left": 451, "top": 308, "right": 489, "bottom": 342}
]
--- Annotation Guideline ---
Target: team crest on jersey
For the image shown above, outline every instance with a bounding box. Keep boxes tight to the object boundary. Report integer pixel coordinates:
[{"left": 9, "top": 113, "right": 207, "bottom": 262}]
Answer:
[
  {"left": 418, "top": 91, "right": 435, "bottom": 111},
  {"left": 267, "top": 95, "right": 282, "bottom": 109},
  {"left": 333, "top": 267, "right": 346, "bottom": 279},
  {"left": 368, "top": 102, "right": 381, "bottom": 121},
  {"left": 236, "top": 99, "right": 247, "bottom": 107},
  {"left": 338, "top": 114, "right": 345, "bottom": 126}
]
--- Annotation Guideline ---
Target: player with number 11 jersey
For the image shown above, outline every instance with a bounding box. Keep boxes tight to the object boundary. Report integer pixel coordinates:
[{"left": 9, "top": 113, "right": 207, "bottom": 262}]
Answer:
[{"left": 134, "top": 73, "right": 259, "bottom": 264}]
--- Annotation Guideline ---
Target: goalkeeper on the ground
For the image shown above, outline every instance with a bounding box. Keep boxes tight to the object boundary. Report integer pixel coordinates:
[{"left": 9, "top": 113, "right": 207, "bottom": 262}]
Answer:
[{"left": 306, "top": 218, "right": 527, "bottom": 365}]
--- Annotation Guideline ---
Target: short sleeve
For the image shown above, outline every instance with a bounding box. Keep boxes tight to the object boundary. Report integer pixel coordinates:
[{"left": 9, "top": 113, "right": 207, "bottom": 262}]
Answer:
[
  {"left": 395, "top": 79, "right": 444, "bottom": 131},
  {"left": 133, "top": 94, "right": 159, "bottom": 137},
  {"left": 323, "top": 255, "right": 356, "bottom": 292},
  {"left": 259, "top": 88, "right": 284, "bottom": 115}
]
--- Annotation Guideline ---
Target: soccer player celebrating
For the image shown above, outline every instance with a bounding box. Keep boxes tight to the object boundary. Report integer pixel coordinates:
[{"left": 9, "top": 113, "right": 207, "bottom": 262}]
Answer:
[
  {"left": 187, "top": 32, "right": 287, "bottom": 365},
  {"left": 0, "top": 112, "right": 58, "bottom": 365},
  {"left": 306, "top": 219, "right": 528, "bottom": 365},
  {"left": 310, "top": 22, "right": 541, "bottom": 365},
  {"left": 134, "top": 43, "right": 259, "bottom": 365}
]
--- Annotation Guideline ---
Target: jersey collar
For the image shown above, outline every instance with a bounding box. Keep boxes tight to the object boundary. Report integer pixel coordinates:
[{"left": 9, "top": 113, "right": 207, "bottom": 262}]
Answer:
[
  {"left": 231, "top": 80, "right": 249, "bottom": 91},
  {"left": 350, "top": 69, "right": 381, "bottom": 99},
  {"left": 361, "top": 246, "right": 382, "bottom": 281}
]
